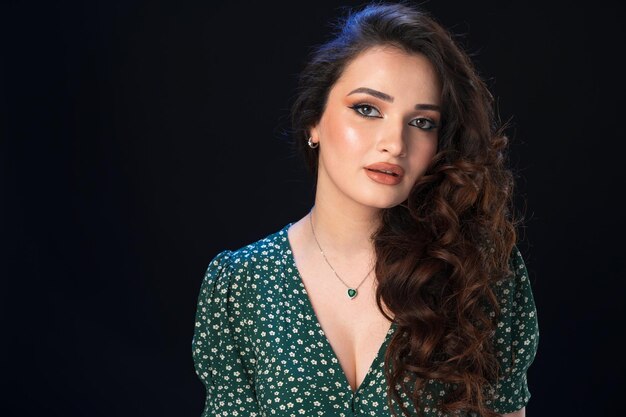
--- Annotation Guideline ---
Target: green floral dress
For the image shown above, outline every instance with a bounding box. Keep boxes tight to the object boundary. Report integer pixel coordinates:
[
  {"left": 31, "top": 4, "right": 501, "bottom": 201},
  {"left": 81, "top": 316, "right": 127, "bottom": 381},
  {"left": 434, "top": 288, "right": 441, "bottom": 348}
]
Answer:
[{"left": 192, "top": 223, "right": 539, "bottom": 417}]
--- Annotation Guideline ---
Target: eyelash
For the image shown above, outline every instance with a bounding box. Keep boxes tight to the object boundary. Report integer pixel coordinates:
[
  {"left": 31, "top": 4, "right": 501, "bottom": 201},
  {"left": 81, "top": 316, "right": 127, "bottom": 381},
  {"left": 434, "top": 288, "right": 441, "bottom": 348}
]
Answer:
[{"left": 348, "top": 103, "right": 439, "bottom": 131}]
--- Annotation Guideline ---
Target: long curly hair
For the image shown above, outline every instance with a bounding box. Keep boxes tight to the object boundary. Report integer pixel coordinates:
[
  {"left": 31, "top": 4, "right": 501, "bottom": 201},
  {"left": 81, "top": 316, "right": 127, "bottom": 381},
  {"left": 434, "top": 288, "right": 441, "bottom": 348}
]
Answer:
[{"left": 290, "top": 2, "right": 519, "bottom": 416}]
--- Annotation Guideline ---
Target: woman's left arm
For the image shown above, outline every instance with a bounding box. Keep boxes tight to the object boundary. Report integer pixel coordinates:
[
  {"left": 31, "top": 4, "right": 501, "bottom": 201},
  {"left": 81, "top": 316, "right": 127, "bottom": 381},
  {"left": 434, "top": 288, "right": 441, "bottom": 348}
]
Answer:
[{"left": 486, "top": 246, "right": 539, "bottom": 415}]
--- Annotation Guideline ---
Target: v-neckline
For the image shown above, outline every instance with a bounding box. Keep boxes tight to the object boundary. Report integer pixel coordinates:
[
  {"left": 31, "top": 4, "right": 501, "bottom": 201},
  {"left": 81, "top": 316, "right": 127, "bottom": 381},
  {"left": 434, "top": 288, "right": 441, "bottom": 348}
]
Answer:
[{"left": 281, "top": 222, "right": 397, "bottom": 395}]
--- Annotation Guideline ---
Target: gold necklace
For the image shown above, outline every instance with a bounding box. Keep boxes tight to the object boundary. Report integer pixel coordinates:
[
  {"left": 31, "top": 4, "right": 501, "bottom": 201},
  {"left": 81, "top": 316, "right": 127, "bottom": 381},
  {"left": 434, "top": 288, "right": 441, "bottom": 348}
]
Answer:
[{"left": 308, "top": 209, "right": 375, "bottom": 300}]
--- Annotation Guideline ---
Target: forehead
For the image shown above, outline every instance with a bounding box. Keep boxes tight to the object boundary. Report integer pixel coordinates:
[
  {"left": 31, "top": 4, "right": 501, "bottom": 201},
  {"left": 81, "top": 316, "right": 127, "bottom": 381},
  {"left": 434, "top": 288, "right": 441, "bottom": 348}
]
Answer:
[{"left": 333, "top": 46, "right": 441, "bottom": 102}]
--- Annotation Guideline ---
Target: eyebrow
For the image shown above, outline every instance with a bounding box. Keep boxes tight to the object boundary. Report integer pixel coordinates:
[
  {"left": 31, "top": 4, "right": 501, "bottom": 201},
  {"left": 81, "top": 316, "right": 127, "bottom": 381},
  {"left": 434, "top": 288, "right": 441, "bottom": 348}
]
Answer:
[{"left": 347, "top": 87, "right": 441, "bottom": 112}]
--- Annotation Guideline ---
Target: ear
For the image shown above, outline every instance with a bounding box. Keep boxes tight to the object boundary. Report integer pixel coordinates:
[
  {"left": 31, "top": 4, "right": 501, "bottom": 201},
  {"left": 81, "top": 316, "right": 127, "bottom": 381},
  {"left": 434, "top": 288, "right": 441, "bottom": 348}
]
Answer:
[{"left": 308, "top": 123, "right": 320, "bottom": 145}]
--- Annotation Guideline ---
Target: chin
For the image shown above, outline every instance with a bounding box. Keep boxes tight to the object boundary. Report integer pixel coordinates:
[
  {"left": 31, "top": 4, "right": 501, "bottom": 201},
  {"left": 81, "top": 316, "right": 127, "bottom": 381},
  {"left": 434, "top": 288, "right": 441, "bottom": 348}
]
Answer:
[
  {"left": 356, "top": 180, "right": 413, "bottom": 209},
  {"left": 360, "top": 194, "right": 409, "bottom": 210}
]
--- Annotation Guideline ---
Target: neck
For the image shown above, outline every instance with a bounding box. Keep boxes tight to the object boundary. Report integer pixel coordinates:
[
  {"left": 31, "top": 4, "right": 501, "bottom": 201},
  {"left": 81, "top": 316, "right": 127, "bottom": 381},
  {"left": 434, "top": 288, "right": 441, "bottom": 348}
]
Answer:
[{"left": 309, "top": 196, "right": 381, "bottom": 260}]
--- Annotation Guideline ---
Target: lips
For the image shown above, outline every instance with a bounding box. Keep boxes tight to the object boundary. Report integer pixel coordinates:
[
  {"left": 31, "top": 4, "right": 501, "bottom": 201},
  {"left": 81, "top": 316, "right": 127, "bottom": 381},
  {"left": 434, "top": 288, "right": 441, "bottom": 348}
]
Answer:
[{"left": 364, "top": 162, "right": 405, "bottom": 178}]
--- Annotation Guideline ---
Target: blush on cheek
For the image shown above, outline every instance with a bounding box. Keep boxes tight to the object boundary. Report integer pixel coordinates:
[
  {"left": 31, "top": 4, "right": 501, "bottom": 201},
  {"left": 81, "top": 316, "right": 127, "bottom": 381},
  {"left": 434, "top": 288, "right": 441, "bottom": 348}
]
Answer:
[
  {"left": 341, "top": 126, "right": 366, "bottom": 148},
  {"left": 323, "top": 116, "right": 366, "bottom": 153}
]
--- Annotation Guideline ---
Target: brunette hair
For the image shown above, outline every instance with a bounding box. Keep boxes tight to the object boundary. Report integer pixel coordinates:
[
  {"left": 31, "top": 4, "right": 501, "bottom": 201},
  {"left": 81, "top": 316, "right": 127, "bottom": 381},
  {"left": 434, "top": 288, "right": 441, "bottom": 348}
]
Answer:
[{"left": 290, "top": 2, "right": 519, "bottom": 417}]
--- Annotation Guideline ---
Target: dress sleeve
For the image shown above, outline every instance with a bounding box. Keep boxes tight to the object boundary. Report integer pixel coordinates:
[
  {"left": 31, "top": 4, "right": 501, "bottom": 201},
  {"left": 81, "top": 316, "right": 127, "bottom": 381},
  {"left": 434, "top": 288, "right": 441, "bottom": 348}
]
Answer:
[
  {"left": 192, "top": 250, "right": 262, "bottom": 417},
  {"left": 486, "top": 246, "right": 540, "bottom": 414}
]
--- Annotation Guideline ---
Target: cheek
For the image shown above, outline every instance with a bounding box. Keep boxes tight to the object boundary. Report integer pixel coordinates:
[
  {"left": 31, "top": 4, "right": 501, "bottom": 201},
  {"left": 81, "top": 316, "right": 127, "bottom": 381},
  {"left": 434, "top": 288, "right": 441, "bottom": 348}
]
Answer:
[
  {"left": 410, "top": 138, "right": 438, "bottom": 171},
  {"left": 321, "top": 113, "right": 370, "bottom": 156},
  {"left": 426, "top": 138, "right": 439, "bottom": 159}
]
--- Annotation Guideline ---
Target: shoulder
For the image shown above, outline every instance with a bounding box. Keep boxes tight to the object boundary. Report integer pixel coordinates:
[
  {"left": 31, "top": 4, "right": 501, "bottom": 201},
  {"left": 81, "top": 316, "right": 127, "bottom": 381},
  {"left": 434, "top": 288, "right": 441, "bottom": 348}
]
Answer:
[
  {"left": 201, "top": 224, "right": 291, "bottom": 292},
  {"left": 213, "top": 224, "right": 289, "bottom": 269},
  {"left": 492, "top": 245, "right": 536, "bottom": 316}
]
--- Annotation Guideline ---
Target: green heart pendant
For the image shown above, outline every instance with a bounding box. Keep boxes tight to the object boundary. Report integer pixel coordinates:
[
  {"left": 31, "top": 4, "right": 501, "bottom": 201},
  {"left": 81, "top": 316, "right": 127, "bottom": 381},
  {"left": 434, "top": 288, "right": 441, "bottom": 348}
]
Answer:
[{"left": 347, "top": 288, "right": 357, "bottom": 299}]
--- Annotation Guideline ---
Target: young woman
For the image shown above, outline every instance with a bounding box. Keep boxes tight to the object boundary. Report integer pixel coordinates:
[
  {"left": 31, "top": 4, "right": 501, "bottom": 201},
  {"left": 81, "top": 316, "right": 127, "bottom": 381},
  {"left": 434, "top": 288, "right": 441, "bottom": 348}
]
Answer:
[{"left": 192, "top": 3, "right": 539, "bottom": 417}]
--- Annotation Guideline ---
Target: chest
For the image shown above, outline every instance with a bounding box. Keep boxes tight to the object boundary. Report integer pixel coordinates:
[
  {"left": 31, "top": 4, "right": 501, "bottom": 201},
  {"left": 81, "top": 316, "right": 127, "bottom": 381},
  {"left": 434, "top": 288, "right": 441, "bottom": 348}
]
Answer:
[
  {"left": 284, "top": 237, "right": 394, "bottom": 394},
  {"left": 249, "top": 252, "right": 397, "bottom": 416},
  {"left": 301, "top": 271, "right": 393, "bottom": 393}
]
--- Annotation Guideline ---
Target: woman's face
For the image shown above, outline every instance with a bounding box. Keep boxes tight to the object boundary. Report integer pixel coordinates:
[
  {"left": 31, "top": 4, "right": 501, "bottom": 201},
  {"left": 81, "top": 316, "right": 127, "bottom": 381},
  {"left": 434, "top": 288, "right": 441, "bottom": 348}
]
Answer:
[{"left": 310, "top": 45, "right": 441, "bottom": 211}]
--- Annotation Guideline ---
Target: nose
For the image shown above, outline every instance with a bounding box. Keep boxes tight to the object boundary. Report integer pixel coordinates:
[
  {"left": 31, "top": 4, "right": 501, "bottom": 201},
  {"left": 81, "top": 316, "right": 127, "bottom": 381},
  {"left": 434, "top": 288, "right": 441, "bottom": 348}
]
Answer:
[{"left": 376, "top": 122, "right": 407, "bottom": 157}]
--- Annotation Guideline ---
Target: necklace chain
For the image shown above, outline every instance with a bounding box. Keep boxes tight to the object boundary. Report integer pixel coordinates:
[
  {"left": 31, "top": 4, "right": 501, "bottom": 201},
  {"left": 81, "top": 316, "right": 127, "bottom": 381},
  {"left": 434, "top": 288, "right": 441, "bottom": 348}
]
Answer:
[{"left": 308, "top": 209, "right": 375, "bottom": 299}]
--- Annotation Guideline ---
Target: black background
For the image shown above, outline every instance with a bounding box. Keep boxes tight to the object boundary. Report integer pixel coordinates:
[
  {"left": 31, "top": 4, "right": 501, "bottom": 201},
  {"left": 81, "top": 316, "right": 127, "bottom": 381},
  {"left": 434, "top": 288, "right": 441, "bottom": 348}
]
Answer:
[{"left": 3, "top": 1, "right": 625, "bottom": 416}]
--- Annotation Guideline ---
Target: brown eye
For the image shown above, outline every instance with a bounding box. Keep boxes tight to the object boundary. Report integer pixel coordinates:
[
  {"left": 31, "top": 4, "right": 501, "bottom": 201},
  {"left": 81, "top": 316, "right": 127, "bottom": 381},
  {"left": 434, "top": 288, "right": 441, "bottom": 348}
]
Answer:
[
  {"left": 360, "top": 105, "right": 374, "bottom": 115},
  {"left": 350, "top": 104, "right": 382, "bottom": 118},
  {"left": 410, "top": 117, "right": 438, "bottom": 130}
]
